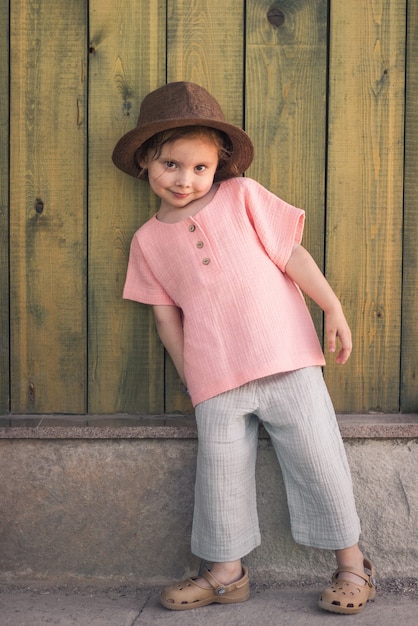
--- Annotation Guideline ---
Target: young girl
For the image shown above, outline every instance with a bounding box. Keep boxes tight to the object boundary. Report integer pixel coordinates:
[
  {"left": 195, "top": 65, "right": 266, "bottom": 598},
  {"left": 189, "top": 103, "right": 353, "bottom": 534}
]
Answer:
[{"left": 112, "top": 81, "right": 376, "bottom": 615}]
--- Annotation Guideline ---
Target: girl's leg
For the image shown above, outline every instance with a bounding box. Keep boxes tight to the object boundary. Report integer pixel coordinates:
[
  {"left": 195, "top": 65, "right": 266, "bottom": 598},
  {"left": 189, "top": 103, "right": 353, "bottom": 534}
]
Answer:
[
  {"left": 192, "top": 385, "right": 261, "bottom": 563},
  {"left": 160, "top": 385, "right": 258, "bottom": 609},
  {"left": 257, "top": 368, "right": 375, "bottom": 614},
  {"left": 259, "top": 367, "right": 361, "bottom": 549}
]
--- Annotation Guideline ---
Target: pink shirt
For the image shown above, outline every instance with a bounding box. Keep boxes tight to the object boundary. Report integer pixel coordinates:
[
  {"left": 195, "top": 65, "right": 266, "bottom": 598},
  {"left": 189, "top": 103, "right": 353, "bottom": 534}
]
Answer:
[{"left": 123, "top": 177, "right": 325, "bottom": 406}]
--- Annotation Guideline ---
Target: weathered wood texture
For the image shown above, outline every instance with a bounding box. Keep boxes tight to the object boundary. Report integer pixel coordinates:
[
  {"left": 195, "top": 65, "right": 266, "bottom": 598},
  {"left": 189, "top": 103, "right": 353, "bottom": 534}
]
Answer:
[
  {"left": 2, "top": 1, "right": 417, "bottom": 415},
  {"left": 9, "top": 0, "right": 87, "bottom": 413},
  {"left": 0, "top": 0, "right": 9, "bottom": 413},
  {"left": 246, "top": 0, "right": 327, "bottom": 335},
  {"left": 325, "top": 0, "right": 406, "bottom": 412},
  {"left": 401, "top": 0, "right": 418, "bottom": 411},
  {"left": 88, "top": 0, "right": 166, "bottom": 414}
]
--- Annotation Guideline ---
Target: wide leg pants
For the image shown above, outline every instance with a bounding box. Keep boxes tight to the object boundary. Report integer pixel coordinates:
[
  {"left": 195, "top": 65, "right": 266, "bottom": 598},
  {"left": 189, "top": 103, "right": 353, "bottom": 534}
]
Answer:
[{"left": 191, "top": 367, "right": 361, "bottom": 562}]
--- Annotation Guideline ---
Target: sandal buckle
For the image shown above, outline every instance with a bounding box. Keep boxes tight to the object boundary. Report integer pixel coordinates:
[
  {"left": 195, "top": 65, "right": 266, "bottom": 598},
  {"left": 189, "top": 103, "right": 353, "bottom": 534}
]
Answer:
[{"left": 216, "top": 586, "right": 227, "bottom": 596}]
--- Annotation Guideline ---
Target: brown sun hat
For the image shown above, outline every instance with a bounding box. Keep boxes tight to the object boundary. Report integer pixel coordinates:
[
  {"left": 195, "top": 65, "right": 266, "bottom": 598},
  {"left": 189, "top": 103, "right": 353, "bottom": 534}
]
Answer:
[{"left": 112, "top": 81, "right": 254, "bottom": 179}]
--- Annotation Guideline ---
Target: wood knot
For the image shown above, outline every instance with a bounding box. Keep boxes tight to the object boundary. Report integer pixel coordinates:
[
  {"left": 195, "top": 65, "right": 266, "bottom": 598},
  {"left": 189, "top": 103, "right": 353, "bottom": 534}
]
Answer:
[{"left": 267, "top": 7, "right": 285, "bottom": 28}]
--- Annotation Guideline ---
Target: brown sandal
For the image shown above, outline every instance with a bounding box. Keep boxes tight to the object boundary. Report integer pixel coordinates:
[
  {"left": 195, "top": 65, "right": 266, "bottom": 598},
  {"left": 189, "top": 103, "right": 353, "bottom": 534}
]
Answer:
[
  {"left": 160, "top": 565, "right": 250, "bottom": 611},
  {"left": 318, "top": 558, "right": 376, "bottom": 615}
]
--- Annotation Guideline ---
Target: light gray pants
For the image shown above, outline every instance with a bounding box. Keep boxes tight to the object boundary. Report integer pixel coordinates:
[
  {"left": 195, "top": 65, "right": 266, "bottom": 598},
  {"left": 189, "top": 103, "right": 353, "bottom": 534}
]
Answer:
[{"left": 191, "top": 367, "right": 361, "bottom": 562}]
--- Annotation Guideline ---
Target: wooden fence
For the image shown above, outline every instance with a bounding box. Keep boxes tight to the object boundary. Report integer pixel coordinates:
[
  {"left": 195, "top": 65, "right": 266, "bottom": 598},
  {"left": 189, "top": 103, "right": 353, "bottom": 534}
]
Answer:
[{"left": 0, "top": 0, "right": 417, "bottom": 415}]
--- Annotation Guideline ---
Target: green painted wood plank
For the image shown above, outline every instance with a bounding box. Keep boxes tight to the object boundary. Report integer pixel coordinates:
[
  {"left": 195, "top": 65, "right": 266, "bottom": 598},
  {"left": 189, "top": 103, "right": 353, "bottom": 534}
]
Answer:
[
  {"left": 401, "top": 0, "right": 418, "bottom": 412},
  {"left": 9, "top": 0, "right": 87, "bottom": 413},
  {"left": 88, "top": 0, "right": 166, "bottom": 413},
  {"left": 0, "top": 0, "right": 9, "bottom": 412},
  {"left": 246, "top": 0, "right": 328, "bottom": 336},
  {"left": 326, "top": 0, "right": 406, "bottom": 412}
]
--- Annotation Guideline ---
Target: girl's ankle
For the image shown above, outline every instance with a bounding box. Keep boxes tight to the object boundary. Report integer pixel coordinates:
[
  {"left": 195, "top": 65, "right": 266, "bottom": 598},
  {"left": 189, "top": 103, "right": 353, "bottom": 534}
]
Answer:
[{"left": 210, "top": 562, "right": 243, "bottom": 585}]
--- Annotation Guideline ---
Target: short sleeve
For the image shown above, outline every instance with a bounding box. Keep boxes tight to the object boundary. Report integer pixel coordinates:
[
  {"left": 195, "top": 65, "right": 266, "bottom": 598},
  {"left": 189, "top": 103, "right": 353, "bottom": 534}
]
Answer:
[
  {"left": 243, "top": 179, "right": 305, "bottom": 272},
  {"left": 123, "top": 234, "right": 176, "bottom": 306}
]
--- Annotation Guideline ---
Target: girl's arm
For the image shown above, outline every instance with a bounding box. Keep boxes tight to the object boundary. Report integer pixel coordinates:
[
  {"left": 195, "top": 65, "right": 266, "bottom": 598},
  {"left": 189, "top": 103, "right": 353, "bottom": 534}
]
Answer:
[
  {"left": 285, "top": 244, "right": 352, "bottom": 364},
  {"left": 152, "top": 304, "right": 186, "bottom": 384}
]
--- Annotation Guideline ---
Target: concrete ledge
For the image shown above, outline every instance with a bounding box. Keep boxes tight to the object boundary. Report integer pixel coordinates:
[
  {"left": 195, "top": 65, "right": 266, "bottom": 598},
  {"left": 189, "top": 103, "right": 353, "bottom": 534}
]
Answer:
[
  {"left": 0, "top": 413, "right": 417, "bottom": 439},
  {"left": 1, "top": 414, "right": 417, "bottom": 586}
]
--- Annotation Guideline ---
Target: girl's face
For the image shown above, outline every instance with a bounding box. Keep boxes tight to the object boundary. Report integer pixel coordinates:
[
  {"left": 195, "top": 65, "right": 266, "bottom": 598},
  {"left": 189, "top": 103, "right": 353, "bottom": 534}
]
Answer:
[{"left": 141, "top": 135, "right": 220, "bottom": 216}]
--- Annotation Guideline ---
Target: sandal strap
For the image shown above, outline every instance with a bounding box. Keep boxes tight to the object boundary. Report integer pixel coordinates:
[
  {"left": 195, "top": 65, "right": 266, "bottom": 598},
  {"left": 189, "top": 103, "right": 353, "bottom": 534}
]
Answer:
[
  {"left": 333, "top": 567, "right": 371, "bottom": 585},
  {"left": 201, "top": 568, "right": 247, "bottom": 597},
  {"left": 333, "top": 558, "right": 376, "bottom": 588},
  {"left": 202, "top": 569, "right": 224, "bottom": 592}
]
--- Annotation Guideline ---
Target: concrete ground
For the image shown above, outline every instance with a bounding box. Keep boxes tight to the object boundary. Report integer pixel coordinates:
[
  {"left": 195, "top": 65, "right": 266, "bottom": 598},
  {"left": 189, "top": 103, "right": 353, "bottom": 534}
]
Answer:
[{"left": 0, "top": 580, "right": 417, "bottom": 626}]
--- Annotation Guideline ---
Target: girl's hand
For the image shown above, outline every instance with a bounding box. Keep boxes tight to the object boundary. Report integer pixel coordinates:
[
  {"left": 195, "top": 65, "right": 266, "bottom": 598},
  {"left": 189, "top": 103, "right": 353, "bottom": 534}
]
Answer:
[{"left": 325, "top": 305, "right": 352, "bottom": 364}]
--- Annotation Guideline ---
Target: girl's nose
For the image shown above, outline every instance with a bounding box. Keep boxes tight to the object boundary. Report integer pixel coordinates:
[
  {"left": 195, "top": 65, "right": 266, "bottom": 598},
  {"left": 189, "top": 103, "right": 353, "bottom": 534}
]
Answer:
[{"left": 175, "top": 170, "right": 191, "bottom": 187}]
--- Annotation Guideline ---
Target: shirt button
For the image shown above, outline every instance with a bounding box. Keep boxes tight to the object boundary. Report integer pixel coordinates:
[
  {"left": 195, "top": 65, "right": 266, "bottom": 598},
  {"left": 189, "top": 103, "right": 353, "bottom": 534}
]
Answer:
[
  {"left": 188, "top": 225, "right": 196, "bottom": 232},
  {"left": 202, "top": 258, "right": 210, "bottom": 265},
  {"left": 196, "top": 241, "right": 204, "bottom": 249}
]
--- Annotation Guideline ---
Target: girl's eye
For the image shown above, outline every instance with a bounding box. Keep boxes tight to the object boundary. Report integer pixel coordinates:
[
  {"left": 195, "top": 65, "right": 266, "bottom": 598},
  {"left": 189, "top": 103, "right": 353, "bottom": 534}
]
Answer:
[
  {"left": 164, "top": 161, "right": 176, "bottom": 169},
  {"left": 195, "top": 165, "right": 206, "bottom": 172}
]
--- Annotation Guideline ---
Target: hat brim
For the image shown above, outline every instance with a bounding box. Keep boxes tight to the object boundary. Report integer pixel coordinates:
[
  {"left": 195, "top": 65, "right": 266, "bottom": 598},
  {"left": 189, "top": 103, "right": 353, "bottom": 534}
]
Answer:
[{"left": 112, "top": 118, "right": 254, "bottom": 180}]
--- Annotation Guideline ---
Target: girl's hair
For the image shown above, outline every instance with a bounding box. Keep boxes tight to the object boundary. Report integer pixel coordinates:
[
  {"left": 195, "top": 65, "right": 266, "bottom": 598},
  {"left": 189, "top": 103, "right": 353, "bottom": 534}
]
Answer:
[{"left": 135, "top": 126, "right": 238, "bottom": 181}]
